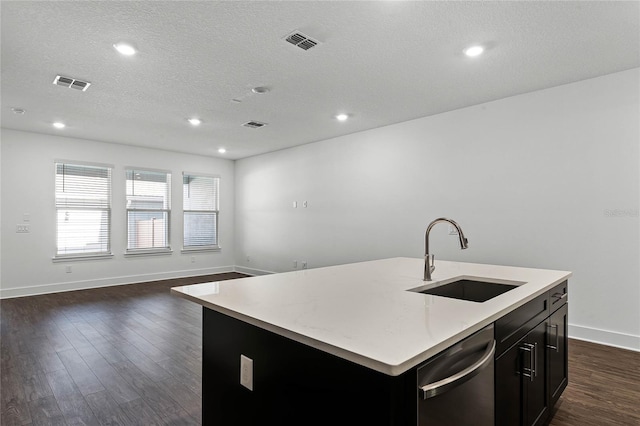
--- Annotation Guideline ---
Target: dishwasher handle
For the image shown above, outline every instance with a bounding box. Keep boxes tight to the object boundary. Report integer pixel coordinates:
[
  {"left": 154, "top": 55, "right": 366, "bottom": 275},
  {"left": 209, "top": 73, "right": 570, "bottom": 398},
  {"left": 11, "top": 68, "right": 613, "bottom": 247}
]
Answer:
[{"left": 419, "top": 339, "right": 496, "bottom": 400}]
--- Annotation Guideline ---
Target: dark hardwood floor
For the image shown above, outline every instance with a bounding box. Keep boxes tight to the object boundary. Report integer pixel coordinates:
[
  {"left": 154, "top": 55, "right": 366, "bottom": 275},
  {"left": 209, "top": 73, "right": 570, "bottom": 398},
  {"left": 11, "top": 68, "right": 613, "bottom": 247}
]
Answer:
[
  {"left": 0, "top": 273, "right": 247, "bottom": 426},
  {"left": 547, "top": 339, "right": 640, "bottom": 426},
  {"left": 1, "top": 273, "right": 639, "bottom": 425}
]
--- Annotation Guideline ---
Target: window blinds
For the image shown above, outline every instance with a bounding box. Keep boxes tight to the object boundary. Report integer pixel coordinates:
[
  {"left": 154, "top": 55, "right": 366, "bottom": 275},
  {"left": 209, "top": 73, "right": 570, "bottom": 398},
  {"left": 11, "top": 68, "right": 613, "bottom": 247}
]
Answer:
[
  {"left": 126, "top": 169, "right": 171, "bottom": 250},
  {"left": 183, "top": 174, "right": 219, "bottom": 248},
  {"left": 55, "top": 163, "right": 112, "bottom": 256}
]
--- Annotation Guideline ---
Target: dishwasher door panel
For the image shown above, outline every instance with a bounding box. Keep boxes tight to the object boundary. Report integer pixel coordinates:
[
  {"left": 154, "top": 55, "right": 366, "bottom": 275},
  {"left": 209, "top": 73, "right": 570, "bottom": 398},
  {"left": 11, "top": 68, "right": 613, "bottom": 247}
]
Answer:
[{"left": 417, "top": 324, "right": 495, "bottom": 426}]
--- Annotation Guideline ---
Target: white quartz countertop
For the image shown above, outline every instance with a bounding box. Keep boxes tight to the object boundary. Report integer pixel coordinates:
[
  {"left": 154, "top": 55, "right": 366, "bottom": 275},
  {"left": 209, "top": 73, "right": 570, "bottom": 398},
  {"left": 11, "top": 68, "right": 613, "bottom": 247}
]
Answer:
[{"left": 171, "top": 257, "right": 571, "bottom": 376}]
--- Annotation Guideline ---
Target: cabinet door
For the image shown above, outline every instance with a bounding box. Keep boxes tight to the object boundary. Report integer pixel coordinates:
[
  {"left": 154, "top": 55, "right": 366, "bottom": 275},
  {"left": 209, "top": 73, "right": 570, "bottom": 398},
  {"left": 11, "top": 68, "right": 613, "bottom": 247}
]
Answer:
[
  {"left": 523, "top": 321, "right": 548, "bottom": 426},
  {"left": 547, "top": 303, "right": 568, "bottom": 407},
  {"left": 495, "top": 321, "right": 548, "bottom": 426},
  {"left": 495, "top": 343, "right": 523, "bottom": 426}
]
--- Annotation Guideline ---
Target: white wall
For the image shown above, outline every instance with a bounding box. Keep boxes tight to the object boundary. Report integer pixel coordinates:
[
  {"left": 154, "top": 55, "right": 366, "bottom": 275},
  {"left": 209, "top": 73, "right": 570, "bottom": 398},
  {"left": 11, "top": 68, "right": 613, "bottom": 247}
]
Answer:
[
  {"left": 1, "top": 70, "right": 637, "bottom": 350},
  {"left": 235, "top": 68, "right": 640, "bottom": 350},
  {"left": 0, "top": 129, "right": 236, "bottom": 297},
  {"left": 0, "top": 135, "right": 2, "bottom": 294}
]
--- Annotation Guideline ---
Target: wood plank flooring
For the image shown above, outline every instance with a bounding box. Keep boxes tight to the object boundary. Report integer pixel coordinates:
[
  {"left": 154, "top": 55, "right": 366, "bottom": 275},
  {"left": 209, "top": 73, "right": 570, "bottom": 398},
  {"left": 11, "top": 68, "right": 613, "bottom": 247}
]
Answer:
[
  {"left": 2, "top": 273, "right": 639, "bottom": 425},
  {"left": 1, "top": 273, "right": 247, "bottom": 426},
  {"left": 547, "top": 339, "right": 640, "bottom": 426}
]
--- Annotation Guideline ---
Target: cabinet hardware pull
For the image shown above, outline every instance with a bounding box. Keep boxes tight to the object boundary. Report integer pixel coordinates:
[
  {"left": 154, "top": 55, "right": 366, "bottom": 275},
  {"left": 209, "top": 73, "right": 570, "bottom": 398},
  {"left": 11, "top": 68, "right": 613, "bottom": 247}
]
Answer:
[
  {"left": 552, "top": 292, "right": 567, "bottom": 301},
  {"left": 533, "top": 342, "right": 538, "bottom": 378},
  {"left": 520, "top": 343, "right": 536, "bottom": 382},
  {"left": 547, "top": 323, "right": 559, "bottom": 352}
]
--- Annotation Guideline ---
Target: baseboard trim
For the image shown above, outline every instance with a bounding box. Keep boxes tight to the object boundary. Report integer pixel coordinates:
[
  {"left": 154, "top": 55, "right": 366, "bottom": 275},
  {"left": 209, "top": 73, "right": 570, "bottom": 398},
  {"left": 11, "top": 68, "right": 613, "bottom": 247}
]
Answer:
[
  {"left": 0, "top": 266, "right": 236, "bottom": 299},
  {"left": 233, "top": 265, "right": 276, "bottom": 276},
  {"left": 569, "top": 324, "right": 640, "bottom": 352}
]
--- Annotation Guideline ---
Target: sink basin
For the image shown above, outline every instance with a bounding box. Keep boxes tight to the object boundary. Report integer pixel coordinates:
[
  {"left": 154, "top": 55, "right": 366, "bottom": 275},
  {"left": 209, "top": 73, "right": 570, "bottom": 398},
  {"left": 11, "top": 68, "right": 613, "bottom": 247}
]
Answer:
[{"left": 410, "top": 278, "right": 520, "bottom": 302}]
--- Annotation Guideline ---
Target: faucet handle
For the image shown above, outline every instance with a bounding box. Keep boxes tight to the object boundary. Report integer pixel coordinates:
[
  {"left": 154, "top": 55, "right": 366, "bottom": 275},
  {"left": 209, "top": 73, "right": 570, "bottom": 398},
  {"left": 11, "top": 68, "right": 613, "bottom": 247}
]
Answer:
[
  {"left": 426, "top": 254, "right": 435, "bottom": 268},
  {"left": 424, "top": 254, "right": 436, "bottom": 281}
]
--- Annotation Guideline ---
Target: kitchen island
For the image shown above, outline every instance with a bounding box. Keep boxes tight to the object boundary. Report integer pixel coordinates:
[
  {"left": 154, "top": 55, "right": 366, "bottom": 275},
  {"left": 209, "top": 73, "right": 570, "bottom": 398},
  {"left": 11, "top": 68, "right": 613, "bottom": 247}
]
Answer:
[{"left": 172, "top": 257, "right": 571, "bottom": 425}]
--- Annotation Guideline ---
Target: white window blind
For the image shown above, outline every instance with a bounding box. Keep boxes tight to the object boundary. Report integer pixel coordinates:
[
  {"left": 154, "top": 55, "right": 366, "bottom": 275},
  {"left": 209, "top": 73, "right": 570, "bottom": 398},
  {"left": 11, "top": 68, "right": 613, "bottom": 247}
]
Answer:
[
  {"left": 126, "top": 169, "right": 171, "bottom": 252},
  {"left": 55, "top": 163, "right": 112, "bottom": 258},
  {"left": 183, "top": 173, "right": 219, "bottom": 249}
]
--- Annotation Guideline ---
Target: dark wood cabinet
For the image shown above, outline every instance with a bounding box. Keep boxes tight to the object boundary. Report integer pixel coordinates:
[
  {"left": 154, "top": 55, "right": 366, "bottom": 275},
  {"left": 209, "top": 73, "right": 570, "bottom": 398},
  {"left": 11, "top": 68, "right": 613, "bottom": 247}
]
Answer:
[
  {"left": 201, "top": 307, "right": 417, "bottom": 426},
  {"left": 547, "top": 297, "right": 568, "bottom": 408},
  {"left": 495, "top": 334, "right": 524, "bottom": 425},
  {"left": 200, "top": 281, "right": 568, "bottom": 426},
  {"left": 496, "top": 320, "right": 548, "bottom": 426},
  {"left": 495, "top": 281, "right": 568, "bottom": 426},
  {"left": 523, "top": 321, "right": 548, "bottom": 426}
]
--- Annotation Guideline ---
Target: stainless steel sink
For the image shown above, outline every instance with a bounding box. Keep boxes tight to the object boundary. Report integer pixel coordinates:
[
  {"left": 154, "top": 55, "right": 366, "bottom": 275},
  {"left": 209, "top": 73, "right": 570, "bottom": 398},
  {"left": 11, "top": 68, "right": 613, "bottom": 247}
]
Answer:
[{"left": 409, "top": 278, "right": 521, "bottom": 302}]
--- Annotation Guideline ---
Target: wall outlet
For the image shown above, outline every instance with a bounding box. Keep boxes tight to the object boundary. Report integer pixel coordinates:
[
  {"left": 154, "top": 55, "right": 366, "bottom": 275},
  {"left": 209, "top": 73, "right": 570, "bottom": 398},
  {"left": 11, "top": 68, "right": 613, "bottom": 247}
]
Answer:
[
  {"left": 293, "top": 201, "right": 297, "bottom": 208},
  {"left": 293, "top": 260, "right": 298, "bottom": 269},
  {"left": 246, "top": 255, "right": 251, "bottom": 263},
  {"left": 303, "top": 201, "right": 308, "bottom": 208},
  {"left": 240, "top": 355, "right": 253, "bottom": 391},
  {"left": 191, "top": 256, "right": 196, "bottom": 263},
  {"left": 16, "top": 224, "right": 30, "bottom": 233},
  {"left": 301, "top": 261, "right": 307, "bottom": 269},
  {"left": 65, "top": 266, "right": 72, "bottom": 273}
]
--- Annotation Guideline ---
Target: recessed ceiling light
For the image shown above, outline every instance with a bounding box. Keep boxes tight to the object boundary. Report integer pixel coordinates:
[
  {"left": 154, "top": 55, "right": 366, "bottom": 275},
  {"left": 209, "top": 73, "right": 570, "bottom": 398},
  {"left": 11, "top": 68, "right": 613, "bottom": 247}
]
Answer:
[
  {"left": 464, "top": 45, "right": 484, "bottom": 57},
  {"left": 53, "top": 122, "right": 66, "bottom": 129},
  {"left": 218, "top": 148, "right": 227, "bottom": 154},
  {"left": 188, "top": 118, "right": 202, "bottom": 126},
  {"left": 251, "top": 86, "right": 270, "bottom": 94},
  {"left": 11, "top": 108, "right": 25, "bottom": 114},
  {"left": 335, "top": 113, "right": 349, "bottom": 121},
  {"left": 113, "top": 42, "right": 137, "bottom": 56}
]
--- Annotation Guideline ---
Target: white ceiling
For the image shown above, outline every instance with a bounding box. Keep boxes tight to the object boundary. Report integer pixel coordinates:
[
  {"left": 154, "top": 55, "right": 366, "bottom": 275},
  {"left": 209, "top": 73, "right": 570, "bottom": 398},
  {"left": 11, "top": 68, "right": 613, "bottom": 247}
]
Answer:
[{"left": 2, "top": 1, "right": 639, "bottom": 160}]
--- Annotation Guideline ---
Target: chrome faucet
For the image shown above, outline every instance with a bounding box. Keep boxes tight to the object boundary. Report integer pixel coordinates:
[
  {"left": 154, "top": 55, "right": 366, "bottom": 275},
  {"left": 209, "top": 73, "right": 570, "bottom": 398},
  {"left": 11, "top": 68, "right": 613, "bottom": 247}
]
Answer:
[{"left": 424, "top": 218, "right": 468, "bottom": 281}]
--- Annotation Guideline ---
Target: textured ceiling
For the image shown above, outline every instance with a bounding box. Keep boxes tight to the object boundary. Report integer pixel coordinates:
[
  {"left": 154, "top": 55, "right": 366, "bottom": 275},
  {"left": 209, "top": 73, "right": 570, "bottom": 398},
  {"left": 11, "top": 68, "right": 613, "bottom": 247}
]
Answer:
[{"left": 1, "top": 1, "right": 639, "bottom": 160}]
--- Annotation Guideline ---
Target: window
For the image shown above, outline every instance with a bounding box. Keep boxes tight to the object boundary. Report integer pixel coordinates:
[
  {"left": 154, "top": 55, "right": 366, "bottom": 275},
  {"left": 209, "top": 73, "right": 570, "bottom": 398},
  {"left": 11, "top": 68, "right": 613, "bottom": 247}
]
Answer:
[
  {"left": 55, "top": 162, "right": 112, "bottom": 259},
  {"left": 126, "top": 169, "right": 171, "bottom": 253},
  {"left": 183, "top": 173, "right": 220, "bottom": 250}
]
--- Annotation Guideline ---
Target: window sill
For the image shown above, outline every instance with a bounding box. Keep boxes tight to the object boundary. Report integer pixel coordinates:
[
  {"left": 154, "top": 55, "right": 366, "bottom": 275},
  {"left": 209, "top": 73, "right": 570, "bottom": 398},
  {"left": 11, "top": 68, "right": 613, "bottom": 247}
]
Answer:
[
  {"left": 181, "top": 246, "right": 221, "bottom": 254},
  {"left": 124, "top": 248, "right": 173, "bottom": 258},
  {"left": 52, "top": 253, "right": 114, "bottom": 263}
]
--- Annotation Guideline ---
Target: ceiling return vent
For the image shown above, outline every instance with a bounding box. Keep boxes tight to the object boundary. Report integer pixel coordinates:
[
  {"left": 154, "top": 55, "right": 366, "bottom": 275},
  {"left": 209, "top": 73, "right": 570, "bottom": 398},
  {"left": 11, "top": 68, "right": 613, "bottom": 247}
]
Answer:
[
  {"left": 242, "top": 121, "right": 268, "bottom": 129},
  {"left": 284, "top": 31, "right": 319, "bottom": 51},
  {"left": 53, "top": 75, "right": 91, "bottom": 91}
]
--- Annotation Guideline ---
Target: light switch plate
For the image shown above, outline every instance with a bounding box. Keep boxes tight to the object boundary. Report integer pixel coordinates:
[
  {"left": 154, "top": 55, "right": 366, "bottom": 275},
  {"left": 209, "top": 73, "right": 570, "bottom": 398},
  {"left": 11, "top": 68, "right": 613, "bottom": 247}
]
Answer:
[{"left": 16, "top": 224, "right": 30, "bottom": 233}]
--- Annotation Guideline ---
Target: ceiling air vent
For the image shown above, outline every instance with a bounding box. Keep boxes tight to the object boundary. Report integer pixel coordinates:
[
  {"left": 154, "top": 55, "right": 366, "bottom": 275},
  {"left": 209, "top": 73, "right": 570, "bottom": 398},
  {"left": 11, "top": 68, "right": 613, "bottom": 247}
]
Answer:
[
  {"left": 242, "top": 121, "right": 267, "bottom": 129},
  {"left": 53, "top": 75, "right": 91, "bottom": 91},
  {"left": 284, "top": 31, "right": 319, "bottom": 51}
]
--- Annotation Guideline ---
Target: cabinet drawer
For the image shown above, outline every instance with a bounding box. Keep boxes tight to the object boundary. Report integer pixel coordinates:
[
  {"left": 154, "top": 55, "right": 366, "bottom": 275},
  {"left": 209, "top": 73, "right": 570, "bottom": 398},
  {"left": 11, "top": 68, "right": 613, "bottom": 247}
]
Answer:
[
  {"left": 548, "top": 281, "right": 568, "bottom": 313},
  {"left": 494, "top": 292, "right": 548, "bottom": 356}
]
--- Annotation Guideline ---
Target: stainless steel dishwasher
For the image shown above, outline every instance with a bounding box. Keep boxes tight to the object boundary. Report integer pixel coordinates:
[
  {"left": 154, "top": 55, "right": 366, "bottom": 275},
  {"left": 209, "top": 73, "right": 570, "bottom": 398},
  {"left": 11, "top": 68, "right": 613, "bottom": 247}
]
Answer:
[{"left": 417, "top": 324, "right": 495, "bottom": 426}]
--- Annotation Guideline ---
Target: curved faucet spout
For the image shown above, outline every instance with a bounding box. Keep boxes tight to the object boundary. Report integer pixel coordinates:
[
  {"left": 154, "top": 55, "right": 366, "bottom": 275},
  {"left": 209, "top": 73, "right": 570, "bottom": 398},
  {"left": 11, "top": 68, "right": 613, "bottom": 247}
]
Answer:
[{"left": 424, "top": 218, "right": 469, "bottom": 281}]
